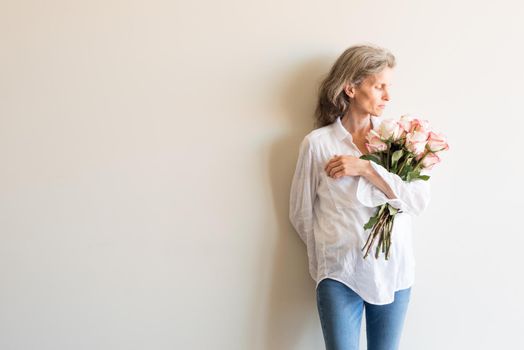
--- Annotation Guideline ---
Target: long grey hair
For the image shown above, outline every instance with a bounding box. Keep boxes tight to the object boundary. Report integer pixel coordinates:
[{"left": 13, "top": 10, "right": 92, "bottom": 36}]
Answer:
[{"left": 314, "top": 43, "right": 396, "bottom": 128}]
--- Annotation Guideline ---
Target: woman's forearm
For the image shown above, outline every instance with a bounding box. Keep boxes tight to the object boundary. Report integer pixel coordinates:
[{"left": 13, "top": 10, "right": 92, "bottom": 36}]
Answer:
[{"left": 360, "top": 160, "right": 398, "bottom": 200}]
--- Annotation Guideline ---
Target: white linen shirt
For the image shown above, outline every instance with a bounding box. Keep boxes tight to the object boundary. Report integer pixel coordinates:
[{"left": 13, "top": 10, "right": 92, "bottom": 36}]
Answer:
[{"left": 289, "top": 115, "right": 432, "bottom": 305}]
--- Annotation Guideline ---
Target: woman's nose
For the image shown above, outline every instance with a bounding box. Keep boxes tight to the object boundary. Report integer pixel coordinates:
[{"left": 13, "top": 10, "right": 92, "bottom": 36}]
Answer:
[{"left": 383, "top": 89, "right": 390, "bottom": 101}]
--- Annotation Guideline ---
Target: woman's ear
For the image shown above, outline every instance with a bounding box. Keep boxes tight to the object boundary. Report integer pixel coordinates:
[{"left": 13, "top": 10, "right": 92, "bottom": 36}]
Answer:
[{"left": 344, "top": 83, "right": 355, "bottom": 98}]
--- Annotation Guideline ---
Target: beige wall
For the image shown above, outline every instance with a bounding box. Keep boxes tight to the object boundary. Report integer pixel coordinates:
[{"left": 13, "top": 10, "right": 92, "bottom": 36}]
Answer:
[{"left": 1, "top": 1, "right": 523, "bottom": 349}]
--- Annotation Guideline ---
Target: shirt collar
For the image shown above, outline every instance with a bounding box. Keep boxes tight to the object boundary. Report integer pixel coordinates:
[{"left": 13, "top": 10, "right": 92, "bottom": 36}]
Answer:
[{"left": 333, "top": 115, "right": 382, "bottom": 141}]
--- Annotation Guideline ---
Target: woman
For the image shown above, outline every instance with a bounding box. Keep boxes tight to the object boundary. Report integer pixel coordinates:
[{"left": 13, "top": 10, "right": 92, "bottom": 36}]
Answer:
[{"left": 289, "top": 44, "right": 432, "bottom": 350}]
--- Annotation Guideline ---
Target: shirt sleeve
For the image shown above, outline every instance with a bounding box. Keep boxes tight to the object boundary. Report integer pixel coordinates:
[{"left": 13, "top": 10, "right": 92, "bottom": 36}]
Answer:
[
  {"left": 289, "top": 136, "right": 318, "bottom": 245},
  {"left": 356, "top": 160, "right": 432, "bottom": 217}
]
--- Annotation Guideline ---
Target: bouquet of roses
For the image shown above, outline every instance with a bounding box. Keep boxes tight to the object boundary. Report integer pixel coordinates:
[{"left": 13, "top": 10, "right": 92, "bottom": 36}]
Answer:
[{"left": 359, "top": 114, "right": 449, "bottom": 260}]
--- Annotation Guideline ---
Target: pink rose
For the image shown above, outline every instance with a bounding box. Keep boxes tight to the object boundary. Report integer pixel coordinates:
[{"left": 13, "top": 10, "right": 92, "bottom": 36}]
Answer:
[
  {"left": 411, "top": 118, "right": 431, "bottom": 133},
  {"left": 405, "top": 130, "right": 429, "bottom": 155},
  {"left": 420, "top": 152, "right": 441, "bottom": 170},
  {"left": 365, "top": 129, "right": 388, "bottom": 152},
  {"left": 398, "top": 115, "right": 414, "bottom": 134},
  {"left": 426, "top": 131, "right": 449, "bottom": 152}
]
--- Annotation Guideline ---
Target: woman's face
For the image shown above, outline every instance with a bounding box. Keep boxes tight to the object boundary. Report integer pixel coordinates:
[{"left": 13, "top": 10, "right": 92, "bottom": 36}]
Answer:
[{"left": 345, "top": 67, "right": 393, "bottom": 116}]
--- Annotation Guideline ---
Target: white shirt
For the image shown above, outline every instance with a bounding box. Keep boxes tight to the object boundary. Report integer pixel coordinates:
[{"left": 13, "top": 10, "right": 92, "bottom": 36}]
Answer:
[{"left": 289, "top": 115, "right": 432, "bottom": 305}]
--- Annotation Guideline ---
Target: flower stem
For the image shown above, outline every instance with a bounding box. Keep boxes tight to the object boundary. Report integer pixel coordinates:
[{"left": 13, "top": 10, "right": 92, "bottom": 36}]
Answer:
[{"left": 362, "top": 206, "right": 390, "bottom": 258}]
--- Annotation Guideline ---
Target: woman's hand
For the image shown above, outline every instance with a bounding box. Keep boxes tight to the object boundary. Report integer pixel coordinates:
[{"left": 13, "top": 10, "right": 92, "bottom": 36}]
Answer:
[{"left": 324, "top": 154, "right": 370, "bottom": 179}]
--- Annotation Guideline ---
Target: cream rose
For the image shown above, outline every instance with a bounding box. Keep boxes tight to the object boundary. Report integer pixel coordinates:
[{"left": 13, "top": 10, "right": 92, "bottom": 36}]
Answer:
[{"left": 378, "top": 119, "right": 403, "bottom": 141}]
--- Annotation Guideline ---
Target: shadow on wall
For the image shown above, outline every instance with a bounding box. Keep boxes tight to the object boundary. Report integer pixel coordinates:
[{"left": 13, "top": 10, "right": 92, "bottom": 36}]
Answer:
[{"left": 257, "top": 54, "right": 335, "bottom": 350}]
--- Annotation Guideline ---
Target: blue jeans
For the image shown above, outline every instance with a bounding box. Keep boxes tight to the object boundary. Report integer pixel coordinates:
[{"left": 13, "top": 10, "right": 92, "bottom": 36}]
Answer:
[{"left": 316, "top": 278, "right": 411, "bottom": 350}]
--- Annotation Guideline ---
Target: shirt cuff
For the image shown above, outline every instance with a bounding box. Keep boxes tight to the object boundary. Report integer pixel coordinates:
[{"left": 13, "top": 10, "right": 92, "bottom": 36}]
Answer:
[{"left": 356, "top": 161, "right": 406, "bottom": 210}]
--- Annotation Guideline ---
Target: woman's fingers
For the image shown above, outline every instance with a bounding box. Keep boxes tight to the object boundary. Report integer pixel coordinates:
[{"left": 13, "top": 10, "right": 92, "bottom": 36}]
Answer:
[
  {"left": 325, "top": 154, "right": 361, "bottom": 178},
  {"left": 325, "top": 155, "right": 342, "bottom": 172},
  {"left": 328, "top": 164, "right": 345, "bottom": 178},
  {"left": 325, "top": 160, "right": 338, "bottom": 173}
]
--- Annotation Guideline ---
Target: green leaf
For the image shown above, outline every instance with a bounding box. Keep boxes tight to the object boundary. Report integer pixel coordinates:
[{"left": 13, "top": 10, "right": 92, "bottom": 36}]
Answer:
[
  {"left": 363, "top": 216, "right": 378, "bottom": 230},
  {"left": 387, "top": 205, "right": 398, "bottom": 215},
  {"left": 417, "top": 175, "right": 430, "bottom": 181},
  {"left": 391, "top": 150, "right": 403, "bottom": 166},
  {"left": 360, "top": 153, "right": 382, "bottom": 165},
  {"left": 408, "top": 167, "right": 423, "bottom": 181},
  {"left": 400, "top": 163, "right": 414, "bottom": 180}
]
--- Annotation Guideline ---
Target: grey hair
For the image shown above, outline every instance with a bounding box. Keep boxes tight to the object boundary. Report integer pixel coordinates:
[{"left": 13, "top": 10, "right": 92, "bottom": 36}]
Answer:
[{"left": 314, "top": 43, "right": 396, "bottom": 128}]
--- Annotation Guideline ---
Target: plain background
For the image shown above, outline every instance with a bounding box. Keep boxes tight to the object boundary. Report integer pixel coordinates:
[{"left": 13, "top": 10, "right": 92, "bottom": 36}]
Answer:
[{"left": 1, "top": 1, "right": 523, "bottom": 349}]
